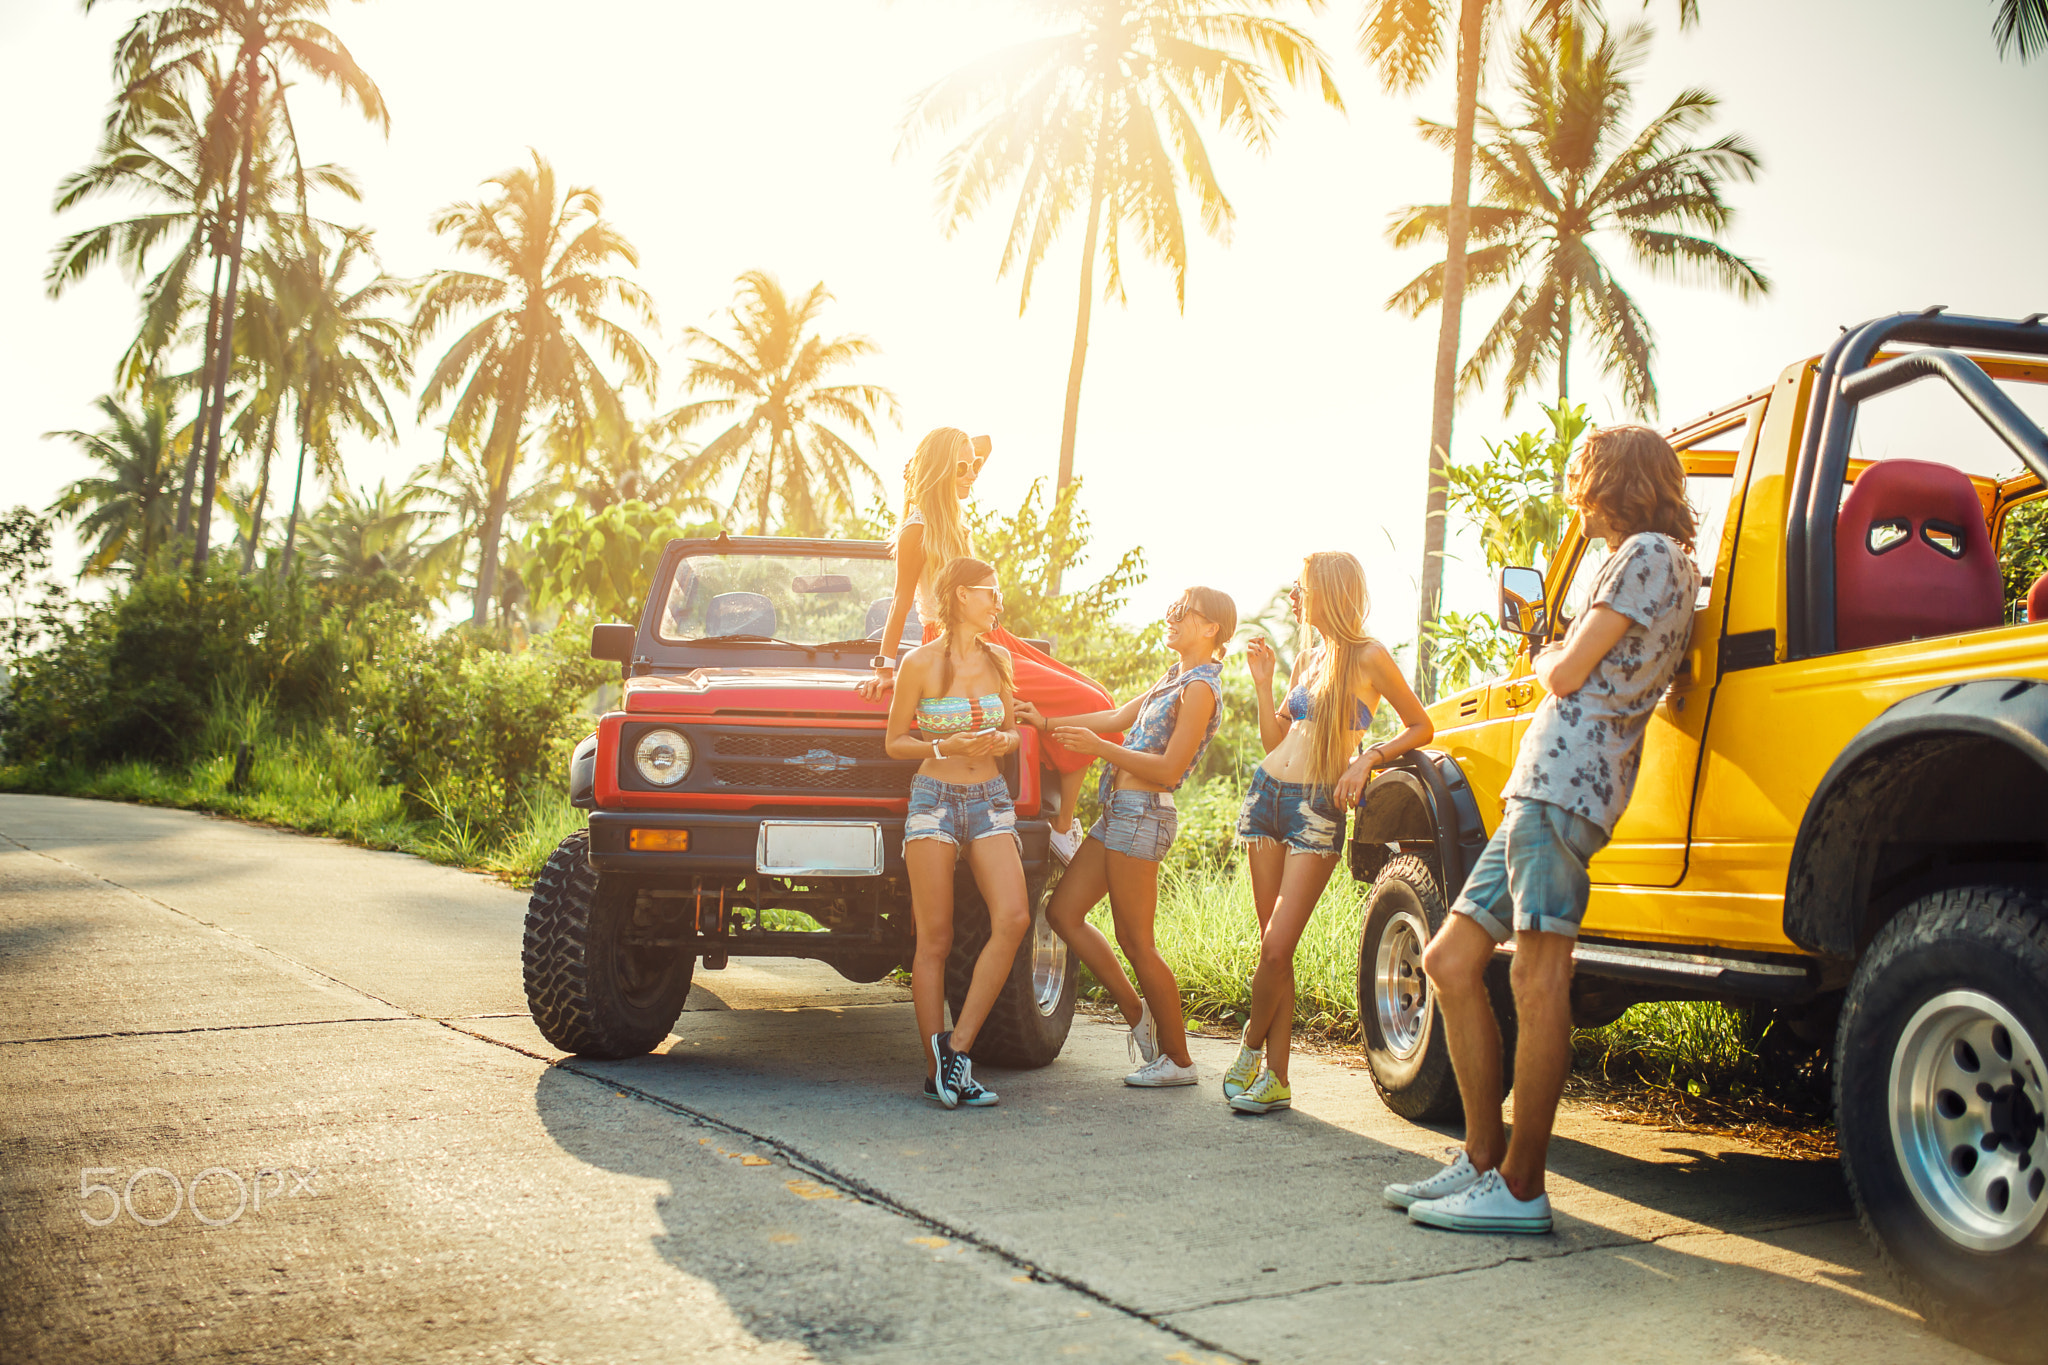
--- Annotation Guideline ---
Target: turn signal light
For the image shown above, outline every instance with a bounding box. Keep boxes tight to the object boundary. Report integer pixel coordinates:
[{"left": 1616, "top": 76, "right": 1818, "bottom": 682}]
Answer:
[{"left": 628, "top": 829, "right": 690, "bottom": 852}]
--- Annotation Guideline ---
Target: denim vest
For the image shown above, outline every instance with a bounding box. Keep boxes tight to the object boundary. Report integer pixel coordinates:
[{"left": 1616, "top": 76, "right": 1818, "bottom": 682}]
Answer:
[{"left": 1098, "top": 661, "right": 1225, "bottom": 805}]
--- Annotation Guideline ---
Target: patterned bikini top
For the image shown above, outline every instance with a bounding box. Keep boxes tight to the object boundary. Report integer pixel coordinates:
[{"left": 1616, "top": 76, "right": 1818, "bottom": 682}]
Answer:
[
  {"left": 1283, "top": 680, "right": 1375, "bottom": 729},
  {"left": 917, "top": 692, "right": 1005, "bottom": 736}
]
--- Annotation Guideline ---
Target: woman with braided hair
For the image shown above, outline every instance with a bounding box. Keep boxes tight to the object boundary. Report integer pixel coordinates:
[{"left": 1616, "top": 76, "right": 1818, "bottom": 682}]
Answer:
[
  {"left": 884, "top": 556, "right": 1032, "bottom": 1108},
  {"left": 858, "top": 428, "right": 1118, "bottom": 865}
]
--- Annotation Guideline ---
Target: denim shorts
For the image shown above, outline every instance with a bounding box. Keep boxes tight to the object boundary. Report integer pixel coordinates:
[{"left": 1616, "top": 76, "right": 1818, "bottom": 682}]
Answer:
[
  {"left": 1451, "top": 797, "right": 1611, "bottom": 942},
  {"left": 1088, "top": 789, "right": 1178, "bottom": 862},
  {"left": 904, "top": 775, "right": 1020, "bottom": 856},
  {"left": 1235, "top": 766, "right": 1345, "bottom": 857}
]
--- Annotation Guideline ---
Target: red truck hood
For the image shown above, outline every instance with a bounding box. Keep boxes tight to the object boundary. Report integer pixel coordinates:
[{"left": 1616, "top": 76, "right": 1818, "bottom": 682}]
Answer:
[{"left": 624, "top": 668, "right": 889, "bottom": 719}]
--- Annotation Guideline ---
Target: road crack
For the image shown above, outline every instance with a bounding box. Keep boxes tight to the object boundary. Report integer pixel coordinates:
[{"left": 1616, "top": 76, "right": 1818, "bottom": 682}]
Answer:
[{"left": 1, "top": 1017, "right": 408, "bottom": 1046}]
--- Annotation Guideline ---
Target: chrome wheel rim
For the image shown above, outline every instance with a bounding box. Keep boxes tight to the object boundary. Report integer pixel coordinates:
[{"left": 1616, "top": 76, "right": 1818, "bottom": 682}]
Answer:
[
  {"left": 1030, "top": 901, "right": 1068, "bottom": 1017},
  {"left": 1888, "top": 989, "right": 2048, "bottom": 1252},
  {"left": 1374, "top": 908, "right": 1432, "bottom": 1060}
]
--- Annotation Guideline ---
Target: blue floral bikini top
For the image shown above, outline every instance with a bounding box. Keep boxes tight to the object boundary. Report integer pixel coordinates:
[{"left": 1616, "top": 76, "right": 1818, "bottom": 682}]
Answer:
[
  {"left": 1282, "top": 680, "right": 1375, "bottom": 729},
  {"left": 1098, "top": 661, "right": 1225, "bottom": 804}
]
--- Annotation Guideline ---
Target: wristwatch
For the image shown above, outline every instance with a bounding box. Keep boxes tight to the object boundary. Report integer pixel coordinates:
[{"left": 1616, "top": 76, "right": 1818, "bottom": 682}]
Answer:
[{"left": 868, "top": 655, "right": 896, "bottom": 671}]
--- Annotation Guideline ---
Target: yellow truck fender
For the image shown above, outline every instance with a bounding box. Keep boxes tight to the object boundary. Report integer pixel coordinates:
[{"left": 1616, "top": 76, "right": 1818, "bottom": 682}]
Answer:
[{"left": 1785, "top": 677, "right": 2048, "bottom": 960}]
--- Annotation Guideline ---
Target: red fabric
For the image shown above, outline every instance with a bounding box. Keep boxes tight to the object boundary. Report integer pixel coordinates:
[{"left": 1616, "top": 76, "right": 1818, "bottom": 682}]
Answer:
[
  {"left": 922, "top": 623, "right": 1119, "bottom": 774},
  {"left": 2029, "top": 571, "right": 2048, "bottom": 626},
  {"left": 1835, "top": 459, "right": 2002, "bottom": 651}
]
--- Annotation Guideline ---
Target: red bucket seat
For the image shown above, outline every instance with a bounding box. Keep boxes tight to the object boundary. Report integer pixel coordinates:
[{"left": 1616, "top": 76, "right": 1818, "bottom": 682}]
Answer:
[{"left": 1835, "top": 458, "right": 2001, "bottom": 651}]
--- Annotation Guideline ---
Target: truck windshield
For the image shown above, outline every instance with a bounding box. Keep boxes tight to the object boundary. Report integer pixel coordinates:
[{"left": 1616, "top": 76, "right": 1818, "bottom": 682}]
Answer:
[{"left": 656, "top": 552, "right": 913, "bottom": 648}]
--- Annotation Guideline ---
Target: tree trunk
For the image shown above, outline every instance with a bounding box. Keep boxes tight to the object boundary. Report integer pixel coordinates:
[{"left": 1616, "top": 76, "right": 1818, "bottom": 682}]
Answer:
[
  {"left": 279, "top": 419, "right": 311, "bottom": 581},
  {"left": 242, "top": 410, "right": 279, "bottom": 573},
  {"left": 177, "top": 251, "right": 227, "bottom": 539},
  {"left": 1412, "top": 0, "right": 1486, "bottom": 704},
  {"left": 1050, "top": 105, "right": 1113, "bottom": 594},
  {"left": 193, "top": 62, "right": 259, "bottom": 575},
  {"left": 470, "top": 364, "right": 531, "bottom": 628}
]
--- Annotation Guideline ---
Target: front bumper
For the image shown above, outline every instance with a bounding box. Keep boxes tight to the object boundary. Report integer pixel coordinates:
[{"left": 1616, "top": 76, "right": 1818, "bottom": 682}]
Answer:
[{"left": 586, "top": 810, "right": 1052, "bottom": 877}]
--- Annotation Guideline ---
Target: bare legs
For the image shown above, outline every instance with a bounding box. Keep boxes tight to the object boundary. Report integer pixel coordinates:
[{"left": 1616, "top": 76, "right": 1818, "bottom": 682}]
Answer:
[
  {"left": 1046, "top": 837, "right": 1191, "bottom": 1068},
  {"left": 1053, "top": 768, "right": 1085, "bottom": 833},
  {"left": 1421, "top": 916, "right": 1576, "bottom": 1199},
  {"left": 1241, "top": 842, "right": 1341, "bottom": 1084},
  {"left": 906, "top": 836, "right": 1030, "bottom": 1069}
]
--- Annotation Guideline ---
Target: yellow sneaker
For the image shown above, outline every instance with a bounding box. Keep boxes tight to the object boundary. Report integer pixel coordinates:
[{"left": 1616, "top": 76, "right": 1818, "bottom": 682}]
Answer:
[
  {"left": 1228, "top": 1068, "right": 1292, "bottom": 1114},
  {"left": 1221, "top": 1036, "right": 1261, "bottom": 1100}
]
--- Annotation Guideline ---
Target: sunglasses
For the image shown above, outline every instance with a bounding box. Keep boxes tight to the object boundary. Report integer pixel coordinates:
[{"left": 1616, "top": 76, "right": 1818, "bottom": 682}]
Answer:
[
  {"left": 964, "top": 582, "right": 1003, "bottom": 604},
  {"left": 1165, "top": 601, "right": 1209, "bottom": 626}
]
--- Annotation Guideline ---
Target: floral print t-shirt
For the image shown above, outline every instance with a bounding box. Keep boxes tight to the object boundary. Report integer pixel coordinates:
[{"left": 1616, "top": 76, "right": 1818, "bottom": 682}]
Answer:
[{"left": 1503, "top": 532, "right": 1699, "bottom": 833}]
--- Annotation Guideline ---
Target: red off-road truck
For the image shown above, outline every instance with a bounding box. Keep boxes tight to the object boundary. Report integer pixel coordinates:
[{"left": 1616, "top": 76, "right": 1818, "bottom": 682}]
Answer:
[{"left": 521, "top": 533, "right": 1078, "bottom": 1067}]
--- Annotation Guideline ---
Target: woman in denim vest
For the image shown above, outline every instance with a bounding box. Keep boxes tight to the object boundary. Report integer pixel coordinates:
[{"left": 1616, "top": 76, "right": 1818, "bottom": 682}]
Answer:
[{"left": 1020, "top": 587, "right": 1236, "bottom": 1087}]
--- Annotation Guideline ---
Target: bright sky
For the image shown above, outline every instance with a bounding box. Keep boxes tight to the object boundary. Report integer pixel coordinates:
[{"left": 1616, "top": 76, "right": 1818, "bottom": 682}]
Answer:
[{"left": 4, "top": 0, "right": 2045, "bottom": 652}]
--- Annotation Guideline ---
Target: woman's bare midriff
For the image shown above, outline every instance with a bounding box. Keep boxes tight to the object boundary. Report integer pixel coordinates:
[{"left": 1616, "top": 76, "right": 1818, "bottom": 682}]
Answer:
[{"left": 1259, "top": 688, "right": 1381, "bottom": 784}]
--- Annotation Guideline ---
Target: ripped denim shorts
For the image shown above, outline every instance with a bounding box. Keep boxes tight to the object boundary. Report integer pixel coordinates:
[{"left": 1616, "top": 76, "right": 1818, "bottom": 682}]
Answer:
[
  {"left": 1235, "top": 766, "right": 1345, "bottom": 857},
  {"left": 904, "top": 774, "right": 1020, "bottom": 857}
]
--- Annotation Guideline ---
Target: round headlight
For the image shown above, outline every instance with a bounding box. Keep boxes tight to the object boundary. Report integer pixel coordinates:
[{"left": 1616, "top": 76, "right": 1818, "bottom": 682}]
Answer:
[{"left": 633, "top": 728, "right": 693, "bottom": 786}]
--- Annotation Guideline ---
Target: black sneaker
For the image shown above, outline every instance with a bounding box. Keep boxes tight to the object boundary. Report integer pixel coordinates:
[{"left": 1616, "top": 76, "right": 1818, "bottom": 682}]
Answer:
[
  {"left": 955, "top": 1060, "right": 999, "bottom": 1107},
  {"left": 928, "top": 1032, "right": 960, "bottom": 1109},
  {"left": 921, "top": 1078, "right": 947, "bottom": 1105}
]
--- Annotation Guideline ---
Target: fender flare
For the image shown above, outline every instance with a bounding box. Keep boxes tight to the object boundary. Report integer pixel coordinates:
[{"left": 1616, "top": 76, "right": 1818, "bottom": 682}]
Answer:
[
  {"left": 569, "top": 731, "right": 599, "bottom": 809},
  {"left": 1347, "top": 749, "right": 1488, "bottom": 901},
  {"left": 1785, "top": 677, "right": 2048, "bottom": 957}
]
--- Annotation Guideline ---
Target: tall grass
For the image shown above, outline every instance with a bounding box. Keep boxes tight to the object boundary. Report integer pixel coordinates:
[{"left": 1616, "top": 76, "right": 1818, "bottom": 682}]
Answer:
[
  {"left": 1085, "top": 863, "right": 1368, "bottom": 1034},
  {"left": 1, "top": 689, "right": 584, "bottom": 884}
]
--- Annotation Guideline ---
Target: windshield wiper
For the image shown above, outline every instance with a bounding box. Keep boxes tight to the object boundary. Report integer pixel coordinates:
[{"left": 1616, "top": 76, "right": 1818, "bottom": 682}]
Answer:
[
  {"left": 689, "top": 633, "right": 817, "bottom": 650},
  {"left": 812, "top": 638, "right": 883, "bottom": 653}
]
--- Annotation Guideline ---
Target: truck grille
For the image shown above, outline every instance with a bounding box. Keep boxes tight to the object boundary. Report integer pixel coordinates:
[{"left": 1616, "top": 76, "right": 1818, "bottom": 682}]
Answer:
[{"left": 706, "top": 728, "right": 914, "bottom": 796}]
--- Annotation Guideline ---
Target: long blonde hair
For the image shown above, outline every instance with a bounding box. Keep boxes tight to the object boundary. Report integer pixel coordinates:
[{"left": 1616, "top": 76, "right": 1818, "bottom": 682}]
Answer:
[
  {"left": 1299, "top": 551, "right": 1377, "bottom": 789},
  {"left": 897, "top": 428, "right": 976, "bottom": 600},
  {"left": 932, "top": 556, "right": 1015, "bottom": 695}
]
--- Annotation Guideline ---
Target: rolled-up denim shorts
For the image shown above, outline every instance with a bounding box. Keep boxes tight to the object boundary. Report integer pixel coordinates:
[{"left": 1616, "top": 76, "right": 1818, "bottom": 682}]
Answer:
[
  {"left": 1088, "top": 789, "right": 1178, "bottom": 862},
  {"left": 904, "top": 774, "right": 1020, "bottom": 857},
  {"left": 1235, "top": 766, "right": 1345, "bottom": 857},
  {"left": 1450, "top": 796, "right": 1611, "bottom": 941}
]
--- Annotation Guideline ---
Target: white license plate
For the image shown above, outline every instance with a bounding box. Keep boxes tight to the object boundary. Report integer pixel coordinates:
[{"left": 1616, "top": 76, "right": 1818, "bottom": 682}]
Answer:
[{"left": 755, "top": 821, "right": 884, "bottom": 876}]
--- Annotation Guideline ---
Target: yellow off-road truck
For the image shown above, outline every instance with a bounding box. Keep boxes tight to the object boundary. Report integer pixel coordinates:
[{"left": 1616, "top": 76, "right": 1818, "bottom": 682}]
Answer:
[{"left": 1350, "top": 309, "right": 2048, "bottom": 1357}]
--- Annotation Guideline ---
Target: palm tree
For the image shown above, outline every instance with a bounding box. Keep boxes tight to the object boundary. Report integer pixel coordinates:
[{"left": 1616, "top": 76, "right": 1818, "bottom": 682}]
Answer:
[
  {"left": 541, "top": 406, "right": 720, "bottom": 517},
  {"left": 411, "top": 151, "right": 658, "bottom": 626},
  {"left": 899, "top": 0, "right": 1343, "bottom": 501},
  {"left": 1387, "top": 19, "right": 1767, "bottom": 418},
  {"left": 656, "top": 271, "right": 897, "bottom": 536},
  {"left": 272, "top": 228, "right": 410, "bottom": 578},
  {"left": 46, "top": 388, "right": 185, "bottom": 575},
  {"left": 89, "top": 0, "right": 388, "bottom": 573},
  {"left": 299, "top": 479, "right": 444, "bottom": 584},
  {"left": 1994, "top": 0, "right": 2048, "bottom": 58}
]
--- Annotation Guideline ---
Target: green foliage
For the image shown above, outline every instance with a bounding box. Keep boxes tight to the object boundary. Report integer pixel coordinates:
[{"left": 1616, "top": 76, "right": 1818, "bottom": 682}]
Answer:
[
  {"left": 349, "top": 616, "right": 609, "bottom": 839},
  {"left": 2, "top": 570, "right": 349, "bottom": 768},
  {"left": 2000, "top": 497, "right": 2048, "bottom": 613},
  {"left": 1430, "top": 610, "right": 1519, "bottom": 693},
  {"left": 972, "top": 477, "right": 1162, "bottom": 698},
  {"left": 1447, "top": 400, "right": 1585, "bottom": 575},
  {"left": 524, "top": 501, "right": 715, "bottom": 622},
  {"left": 0, "top": 508, "right": 69, "bottom": 670}
]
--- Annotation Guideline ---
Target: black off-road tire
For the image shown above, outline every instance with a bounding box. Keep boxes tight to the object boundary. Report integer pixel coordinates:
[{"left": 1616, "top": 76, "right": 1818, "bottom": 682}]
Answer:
[
  {"left": 1835, "top": 883, "right": 2048, "bottom": 1364},
  {"left": 944, "top": 865, "right": 1076, "bottom": 1069},
  {"left": 523, "top": 831, "right": 695, "bottom": 1059},
  {"left": 1357, "top": 854, "right": 1516, "bottom": 1122}
]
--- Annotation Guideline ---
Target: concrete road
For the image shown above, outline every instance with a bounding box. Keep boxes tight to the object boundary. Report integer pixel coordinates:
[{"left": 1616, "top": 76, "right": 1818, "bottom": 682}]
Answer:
[{"left": 0, "top": 794, "right": 1985, "bottom": 1364}]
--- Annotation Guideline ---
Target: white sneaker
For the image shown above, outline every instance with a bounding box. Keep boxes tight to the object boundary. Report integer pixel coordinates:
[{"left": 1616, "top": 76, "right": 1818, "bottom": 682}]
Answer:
[
  {"left": 1407, "top": 1168, "right": 1552, "bottom": 1234},
  {"left": 1383, "top": 1147, "right": 1481, "bottom": 1210},
  {"left": 1124, "top": 1054, "right": 1198, "bottom": 1087},
  {"left": 1048, "top": 818, "right": 1083, "bottom": 866},
  {"left": 1127, "top": 1000, "right": 1157, "bottom": 1065}
]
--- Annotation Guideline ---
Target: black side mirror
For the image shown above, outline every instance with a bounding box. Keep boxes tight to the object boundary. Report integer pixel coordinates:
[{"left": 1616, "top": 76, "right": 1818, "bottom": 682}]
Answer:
[
  {"left": 591, "top": 622, "right": 635, "bottom": 663},
  {"left": 1498, "top": 566, "right": 1548, "bottom": 637}
]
